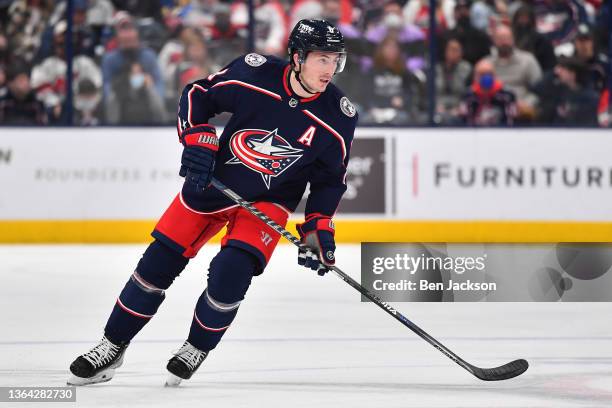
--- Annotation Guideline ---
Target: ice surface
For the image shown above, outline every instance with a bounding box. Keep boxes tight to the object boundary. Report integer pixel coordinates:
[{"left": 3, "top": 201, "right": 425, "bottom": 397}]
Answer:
[{"left": 1, "top": 244, "right": 611, "bottom": 407}]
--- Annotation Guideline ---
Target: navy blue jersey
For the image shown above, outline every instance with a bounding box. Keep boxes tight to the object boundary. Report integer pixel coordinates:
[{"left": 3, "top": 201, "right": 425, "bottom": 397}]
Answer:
[{"left": 176, "top": 53, "right": 358, "bottom": 217}]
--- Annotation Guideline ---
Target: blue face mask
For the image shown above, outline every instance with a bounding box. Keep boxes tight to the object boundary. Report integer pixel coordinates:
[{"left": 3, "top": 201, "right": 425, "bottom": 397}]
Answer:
[
  {"left": 130, "top": 73, "right": 145, "bottom": 89},
  {"left": 479, "top": 73, "right": 494, "bottom": 90}
]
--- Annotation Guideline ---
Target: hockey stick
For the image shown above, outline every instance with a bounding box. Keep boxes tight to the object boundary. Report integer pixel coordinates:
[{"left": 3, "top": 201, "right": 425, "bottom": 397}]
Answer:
[{"left": 211, "top": 178, "right": 528, "bottom": 381}]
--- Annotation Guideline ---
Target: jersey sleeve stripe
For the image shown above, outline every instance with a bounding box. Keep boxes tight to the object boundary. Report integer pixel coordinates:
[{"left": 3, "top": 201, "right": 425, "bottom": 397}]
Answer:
[
  {"left": 186, "top": 84, "right": 208, "bottom": 127},
  {"left": 301, "top": 109, "right": 347, "bottom": 161},
  {"left": 212, "top": 80, "right": 282, "bottom": 101}
]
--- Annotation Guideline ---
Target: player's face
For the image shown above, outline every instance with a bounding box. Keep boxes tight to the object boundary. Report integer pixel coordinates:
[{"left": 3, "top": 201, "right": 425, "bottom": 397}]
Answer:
[{"left": 301, "top": 51, "right": 342, "bottom": 92}]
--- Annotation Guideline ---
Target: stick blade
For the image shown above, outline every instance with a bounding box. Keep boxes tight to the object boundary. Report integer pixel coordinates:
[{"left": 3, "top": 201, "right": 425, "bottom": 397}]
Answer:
[{"left": 471, "top": 359, "right": 529, "bottom": 381}]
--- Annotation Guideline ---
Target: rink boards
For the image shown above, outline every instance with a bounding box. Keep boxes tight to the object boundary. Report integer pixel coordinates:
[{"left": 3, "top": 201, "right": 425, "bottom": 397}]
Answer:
[{"left": 0, "top": 127, "right": 611, "bottom": 242}]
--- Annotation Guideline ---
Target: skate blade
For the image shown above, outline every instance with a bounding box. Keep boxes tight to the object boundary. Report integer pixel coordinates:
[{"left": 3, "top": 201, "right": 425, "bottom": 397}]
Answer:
[
  {"left": 67, "top": 369, "right": 115, "bottom": 386},
  {"left": 165, "top": 373, "right": 183, "bottom": 387}
]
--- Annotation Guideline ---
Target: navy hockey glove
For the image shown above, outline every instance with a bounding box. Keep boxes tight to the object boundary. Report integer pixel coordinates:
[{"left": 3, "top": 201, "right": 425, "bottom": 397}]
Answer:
[
  {"left": 296, "top": 215, "right": 336, "bottom": 276},
  {"left": 179, "top": 124, "right": 219, "bottom": 191}
]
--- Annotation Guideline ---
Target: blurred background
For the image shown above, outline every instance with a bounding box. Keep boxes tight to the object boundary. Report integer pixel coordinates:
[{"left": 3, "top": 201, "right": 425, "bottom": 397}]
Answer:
[{"left": 0, "top": 0, "right": 609, "bottom": 127}]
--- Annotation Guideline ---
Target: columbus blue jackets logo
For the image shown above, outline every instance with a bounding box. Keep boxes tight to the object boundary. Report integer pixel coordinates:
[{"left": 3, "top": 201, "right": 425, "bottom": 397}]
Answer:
[{"left": 227, "top": 129, "right": 303, "bottom": 189}]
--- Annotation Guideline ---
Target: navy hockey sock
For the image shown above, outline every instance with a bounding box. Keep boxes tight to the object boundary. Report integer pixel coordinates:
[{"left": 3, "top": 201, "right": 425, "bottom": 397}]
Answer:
[
  {"left": 105, "top": 240, "right": 189, "bottom": 343},
  {"left": 187, "top": 247, "right": 257, "bottom": 351}
]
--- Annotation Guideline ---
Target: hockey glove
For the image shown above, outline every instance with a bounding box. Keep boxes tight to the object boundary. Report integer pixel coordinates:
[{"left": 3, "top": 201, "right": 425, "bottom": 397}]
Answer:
[
  {"left": 179, "top": 124, "right": 219, "bottom": 191},
  {"left": 296, "top": 215, "right": 336, "bottom": 276}
]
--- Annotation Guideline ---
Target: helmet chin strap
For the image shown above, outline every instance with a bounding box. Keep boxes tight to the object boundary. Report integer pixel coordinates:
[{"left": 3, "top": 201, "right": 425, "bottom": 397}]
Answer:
[{"left": 291, "top": 64, "right": 318, "bottom": 96}]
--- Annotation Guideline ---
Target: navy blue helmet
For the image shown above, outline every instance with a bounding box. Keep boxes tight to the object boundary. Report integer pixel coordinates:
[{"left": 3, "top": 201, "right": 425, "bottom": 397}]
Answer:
[{"left": 287, "top": 19, "right": 347, "bottom": 73}]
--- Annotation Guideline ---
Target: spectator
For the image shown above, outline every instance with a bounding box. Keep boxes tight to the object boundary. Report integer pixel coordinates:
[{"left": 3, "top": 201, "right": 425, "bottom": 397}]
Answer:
[
  {"left": 87, "top": 0, "right": 116, "bottom": 29},
  {"left": 231, "top": 0, "right": 288, "bottom": 56},
  {"left": 533, "top": 57, "right": 599, "bottom": 126},
  {"left": 572, "top": 24, "right": 608, "bottom": 92},
  {"left": 85, "top": 0, "right": 116, "bottom": 59},
  {"left": 403, "top": 0, "right": 450, "bottom": 36},
  {"left": 158, "top": 26, "right": 200, "bottom": 111},
  {"left": 31, "top": 21, "right": 102, "bottom": 123},
  {"left": 436, "top": 37, "right": 472, "bottom": 124},
  {"left": 511, "top": 4, "right": 556, "bottom": 73},
  {"left": 290, "top": 0, "right": 323, "bottom": 28},
  {"left": 364, "top": 0, "right": 426, "bottom": 73},
  {"left": 0, "top": 60, "right": 48, "bottom": 125},
  {"left": 182, "top": 36, "right": 218, "bottom": 77},
  {"left": 489, "top": 24, "right": 541, "bottom": 122},
  {"left": 178, "top": 0, "right": 224, "bottom": 31},
  {"left": 5, "top": 0, "right": 52, "bottom": 63},
  {"left": 361, "top": 34, "right": 426, "bottom": 125},
  {"left": 37, "top": 0, "right": 97, "bottom": 62},
  {"left": 470, "top": 0, "right": 510, "bottom": 32},
  {"left": 206, "top": 3, "right": 247, "bottom": 67},
  {"left": 105, "top": 61, "right": 166, "bottom": 124},
  {"left": 101, "top": 12, "right": 164, "bottom": 102},
  {"left": 442, "top": 0, "right": 492, "bottom": 65},
  {"left": 290, "top": 0, "right": 354, "bottom": 28},
  {"left": 74, "top": 78, "right": 103, "bottom": 126},
  {"left": 459, "top": 58, "right": 517, "bottom": 126},
  {"left": 166, "top": 36, "right": 219, "bottom": 116}
]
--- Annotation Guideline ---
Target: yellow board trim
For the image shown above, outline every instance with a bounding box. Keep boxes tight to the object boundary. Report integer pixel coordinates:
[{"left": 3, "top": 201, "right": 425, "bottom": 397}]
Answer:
[{"left": 1, "top": 220, "right": 611, "bottom": 243}]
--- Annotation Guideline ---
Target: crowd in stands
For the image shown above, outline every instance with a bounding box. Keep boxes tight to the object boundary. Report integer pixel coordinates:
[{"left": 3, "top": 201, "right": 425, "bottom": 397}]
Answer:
[{"left": 0, "top": 0, "right": 609, "bottom": 127}]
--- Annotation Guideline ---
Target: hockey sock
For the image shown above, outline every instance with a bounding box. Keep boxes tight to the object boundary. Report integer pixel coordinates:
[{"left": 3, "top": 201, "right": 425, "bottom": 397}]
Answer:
[
  {"left": 104, "top": 240, "right": 188, "bottom": 343},
  {"left": 187, "top": 247, "right": 257, "bottom": 351}
]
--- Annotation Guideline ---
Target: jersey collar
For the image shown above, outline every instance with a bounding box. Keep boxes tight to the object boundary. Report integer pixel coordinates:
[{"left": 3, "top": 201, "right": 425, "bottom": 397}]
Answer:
[{"left": 282, "top": 65, "right": 321, "bottom": 103}]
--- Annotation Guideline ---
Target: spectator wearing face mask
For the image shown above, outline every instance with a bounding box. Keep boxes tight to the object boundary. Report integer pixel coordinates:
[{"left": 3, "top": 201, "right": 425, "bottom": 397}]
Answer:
[
  {"left": 101, "top": 11, "right": 164, "bottom": 102},
  {"left": 511, "top": 4, "right": 556, "bottom": 73},
  {"left": 458, "top": 58, "right": 516, "bottom": 126},
  {"left": 364, "top": 1, "right": 426, "bottom": 73},
  {"left": 533, "top": 57, "right": 599, "bottom": 126},
  {"left": 74, "top": 78, "right": 103, "bottom": 126},
  {"left": 489, "top": 24, "right": 541, "bottom": 122},
  {"left": 105, "top": 61, "right": 166, "bottom": 125},
  {"left": 436, "top": 37, "right": 472, "bottom": 124},
  {"left": 0, "top": 60, "right": 48, "bottom": 125},
  {"left": 442, "top": 0, "right": 492, "bottom": 65}
]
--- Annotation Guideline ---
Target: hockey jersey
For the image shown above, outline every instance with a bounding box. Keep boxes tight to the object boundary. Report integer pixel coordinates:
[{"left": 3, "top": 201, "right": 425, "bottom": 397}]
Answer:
[{"left": 177, "top": 53, "right": 358, "bottom": 217}]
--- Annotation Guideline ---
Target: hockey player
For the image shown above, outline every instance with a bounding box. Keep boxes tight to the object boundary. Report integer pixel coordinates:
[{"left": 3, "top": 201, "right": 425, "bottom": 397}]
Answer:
[{"left": 67, "top": 19, "right": 358, "bottom": 386}]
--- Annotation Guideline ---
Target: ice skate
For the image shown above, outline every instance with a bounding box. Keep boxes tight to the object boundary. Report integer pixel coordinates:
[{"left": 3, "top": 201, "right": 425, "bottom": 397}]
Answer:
[
  {"left": 67, "top": 336, "right": 129, "bottom": 386},
  {"left": 165, "top": 341, "right": 208, "bottom": 387}
]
